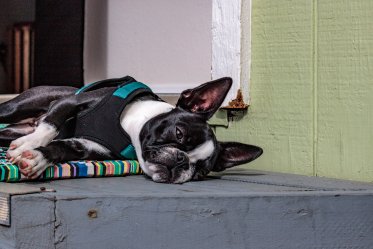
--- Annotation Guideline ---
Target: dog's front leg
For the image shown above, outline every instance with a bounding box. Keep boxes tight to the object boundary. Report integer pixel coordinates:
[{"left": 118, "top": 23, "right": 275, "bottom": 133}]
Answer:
[
  {"left": 18, "top": 138, "right": 112, "bottom": 179},
  {"left": 7, "top": 95, "right": 96, "bottom": 163}
]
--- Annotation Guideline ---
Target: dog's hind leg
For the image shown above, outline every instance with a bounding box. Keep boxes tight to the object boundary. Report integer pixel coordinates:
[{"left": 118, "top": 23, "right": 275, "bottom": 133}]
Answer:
[
  {"left": 0, "top": 86, "right": 77, "bottom": 123},
  {"left": 17, "top": 138, "right": 112, "bottom": 178}
]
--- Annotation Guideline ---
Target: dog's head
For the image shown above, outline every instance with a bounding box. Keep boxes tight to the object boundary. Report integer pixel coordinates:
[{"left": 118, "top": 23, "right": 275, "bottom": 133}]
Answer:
[{"left": 139, "top": 77, "right": 263, "bottom": 183}]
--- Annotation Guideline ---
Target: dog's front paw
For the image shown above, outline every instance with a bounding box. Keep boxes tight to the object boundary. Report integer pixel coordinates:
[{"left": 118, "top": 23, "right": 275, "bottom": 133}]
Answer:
[
  {"left": 7, "top": 137, "right": 38, "bottom": 163},
  {"left": 18, "top": 150, "right": 49, "bottom": 179},
  {"left": 6, "top": 122, "right": 57, "bottom": 163}
]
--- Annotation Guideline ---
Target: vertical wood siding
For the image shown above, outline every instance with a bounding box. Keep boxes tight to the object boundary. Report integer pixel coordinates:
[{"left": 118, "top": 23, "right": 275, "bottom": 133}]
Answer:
[{"left": 215, "top": 0, "right": 373, "bottom": 182}]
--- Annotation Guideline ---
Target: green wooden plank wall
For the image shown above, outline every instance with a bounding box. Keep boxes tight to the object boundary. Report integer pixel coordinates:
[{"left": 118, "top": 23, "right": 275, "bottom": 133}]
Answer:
[{"left": 215, "top": 0, "right": 373, "bottom": 182}]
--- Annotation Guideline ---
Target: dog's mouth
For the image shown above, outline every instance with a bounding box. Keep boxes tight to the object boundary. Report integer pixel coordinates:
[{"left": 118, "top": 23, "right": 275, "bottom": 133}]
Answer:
[
  {"left": 146, "top": 163, "right": 196, "bottom": 184},
  {"left": 143, "top": 147, "right": 196, "bottom": 184}
]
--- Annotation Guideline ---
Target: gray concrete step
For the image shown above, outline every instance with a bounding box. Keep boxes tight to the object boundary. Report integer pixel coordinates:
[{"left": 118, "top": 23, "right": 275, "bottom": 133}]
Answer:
[{"left": 1, "top": 168, "right": 373, "bottom": 249}]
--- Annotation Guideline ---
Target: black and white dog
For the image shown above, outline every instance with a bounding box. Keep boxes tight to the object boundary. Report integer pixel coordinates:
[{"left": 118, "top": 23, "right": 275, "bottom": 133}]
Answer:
[{"left": 0, "top": 77, "right": 262, "bottom": 183}]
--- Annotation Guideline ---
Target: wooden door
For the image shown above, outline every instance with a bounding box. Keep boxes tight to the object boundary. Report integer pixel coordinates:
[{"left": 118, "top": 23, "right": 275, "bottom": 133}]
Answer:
[{"left": 33, "top": 0, "right": 84, "bottom": 88}]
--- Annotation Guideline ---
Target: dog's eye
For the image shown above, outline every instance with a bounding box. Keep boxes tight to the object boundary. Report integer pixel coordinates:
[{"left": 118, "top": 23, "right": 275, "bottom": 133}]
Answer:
[{"left": 176, "top": 127, "right": 183, "bottom": 141}]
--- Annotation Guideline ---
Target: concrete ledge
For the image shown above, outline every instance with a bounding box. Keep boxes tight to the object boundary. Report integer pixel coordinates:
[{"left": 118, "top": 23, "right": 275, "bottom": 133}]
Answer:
[{"left": 1, "top": 169, "right": 373, "bottom": 249}]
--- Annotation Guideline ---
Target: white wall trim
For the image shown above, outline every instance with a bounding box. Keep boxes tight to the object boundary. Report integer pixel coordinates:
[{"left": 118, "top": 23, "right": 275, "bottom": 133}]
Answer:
[{"left": 212, "top": 0, "right": 245, "bottom": 106}]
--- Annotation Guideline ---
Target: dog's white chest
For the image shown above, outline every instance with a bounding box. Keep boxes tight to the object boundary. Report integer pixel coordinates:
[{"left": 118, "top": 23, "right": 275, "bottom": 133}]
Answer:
[
  {"left": 120, "top": 100, "right": 174, "bottom": 174},
  {"left": 120, "top": 100, "right": 174, "bottom": 135}
]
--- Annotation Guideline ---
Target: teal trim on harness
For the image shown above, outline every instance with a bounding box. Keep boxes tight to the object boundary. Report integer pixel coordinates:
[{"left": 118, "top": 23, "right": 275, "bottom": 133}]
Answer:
[
  {"left": 113, "top": 82, "right": 149, "bottom": 99},
  {"left": 120, "top": 144, "right": 137, "bottom": 159},
  {"left": 75, "top": 82, "right": 95, "bottom": 95}
]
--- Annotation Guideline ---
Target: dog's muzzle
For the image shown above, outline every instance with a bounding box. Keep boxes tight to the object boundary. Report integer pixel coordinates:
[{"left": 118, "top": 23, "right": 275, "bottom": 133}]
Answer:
[
  {"left": 144, "top": 147, "right": 189, "bottom": 168},
  {"left": 143, "top": 147, "right": 193, "bottom": 183}
]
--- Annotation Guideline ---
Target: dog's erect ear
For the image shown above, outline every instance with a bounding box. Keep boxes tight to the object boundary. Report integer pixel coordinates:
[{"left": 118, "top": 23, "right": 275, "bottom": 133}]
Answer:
[
  {"left": 212, "top": 142, "right": 263, "bottom": 172},
  {"left": 176, "top": 77, "right": 232, "bottom": 120}
]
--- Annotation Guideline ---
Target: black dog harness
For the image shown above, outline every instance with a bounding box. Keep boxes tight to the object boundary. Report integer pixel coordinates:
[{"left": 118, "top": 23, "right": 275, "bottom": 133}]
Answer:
[{"left": 74, "top": 76, "right": 158, "bottom": 159}]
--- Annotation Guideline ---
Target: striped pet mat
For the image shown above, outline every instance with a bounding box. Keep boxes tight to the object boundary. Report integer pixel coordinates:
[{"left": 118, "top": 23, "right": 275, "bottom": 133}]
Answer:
[{"left": 0, "top": 147, "right": 142, "bottom": 182}]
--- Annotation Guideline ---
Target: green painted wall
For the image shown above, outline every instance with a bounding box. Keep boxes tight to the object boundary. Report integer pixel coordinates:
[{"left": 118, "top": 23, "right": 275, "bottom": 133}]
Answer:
[{"left": 215, "top": 0, "right": 373, "bottom": 182}]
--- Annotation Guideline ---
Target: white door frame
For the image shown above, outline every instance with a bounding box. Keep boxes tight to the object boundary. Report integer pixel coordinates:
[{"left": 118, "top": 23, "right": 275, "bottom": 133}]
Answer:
[{"left": 212, "top": 0, "right": 250, "bottom": 106}]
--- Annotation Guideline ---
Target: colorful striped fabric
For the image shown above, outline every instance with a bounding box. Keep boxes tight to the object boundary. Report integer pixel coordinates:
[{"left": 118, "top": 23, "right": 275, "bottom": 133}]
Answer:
[{"left": 0, "top": 147, "right": 142, "bottom": 182}]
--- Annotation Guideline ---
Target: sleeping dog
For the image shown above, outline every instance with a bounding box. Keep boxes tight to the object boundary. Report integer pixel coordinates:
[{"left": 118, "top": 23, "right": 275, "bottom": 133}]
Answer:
[{"left": 0, "top": 76, "right": 262, "bottom": 183}]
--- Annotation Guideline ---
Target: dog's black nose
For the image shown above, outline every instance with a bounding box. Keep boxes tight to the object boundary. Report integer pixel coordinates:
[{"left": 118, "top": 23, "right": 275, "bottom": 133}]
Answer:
[
  {"left": 150, "top": 151, "right": 157, "bottom": 159},
  {"left": 176, "top": 151, "right": 187, "bottom": 164}
]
